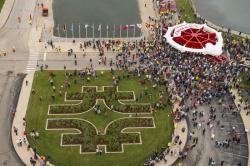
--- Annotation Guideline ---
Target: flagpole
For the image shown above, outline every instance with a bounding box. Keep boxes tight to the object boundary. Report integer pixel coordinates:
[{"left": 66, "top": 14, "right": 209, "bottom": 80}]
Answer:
[
  {"left": 120, "top": 25, "right": 121, "bottom": 38},
  {"left": 113, "top": 24, "right": 115, "bottom": 38},
  {"left": 106, "top": 24, "right": 108, "bottom": 38},
  {"left": 85, "top": 25, "right": 88, "bottom": 38},
  {"left": 133, "top": 25, "right": 136, "bottom": 38},
  {"left": 127, "top": 25, "right": 129, "bottom": 38},
  {"left": 65, "top": 24, "right": 68, "bottom": 41},
  {"left": 93, "top": 24, "right": 94, "bottom": 39},
  {"left": 57, "top": 24, "right": 60, "bottom": 44},
  {"left": 140, "top": 24, "right": 142, "bottom": 37},
  {"left": 100, "top": 24, "right": 102, "bottom": 40},
  {"left": 79, "top": 23, "right": 81, "bottom": 38},
  {"left": 71, "top": 23, "right": 74, "bottom": 38}
]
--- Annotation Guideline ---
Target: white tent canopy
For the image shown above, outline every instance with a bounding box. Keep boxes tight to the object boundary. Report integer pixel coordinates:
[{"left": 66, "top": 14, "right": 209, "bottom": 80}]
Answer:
[{"left": 164, "top": 22, "right": 223, "bottom": 56}]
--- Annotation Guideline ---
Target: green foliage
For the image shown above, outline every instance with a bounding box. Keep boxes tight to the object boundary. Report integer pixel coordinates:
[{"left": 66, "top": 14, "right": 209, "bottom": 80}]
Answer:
[
  {"left": 175, "top": 0, "right": 197, "bottom": 22},
  {"left": 48, "top": 118, "right": 154, "bottom": 153},
  {"left": 26, "top": 70, "right": 174, "bottom": 166},
  {"left": 51, "top": 86, "right": 150, "bottom": 114},
  {"left": 239, "top": 72, "right": 250, "bottom": 94},
  {"left": 0, "top": 0, "right": 4, "bottom": 12}
]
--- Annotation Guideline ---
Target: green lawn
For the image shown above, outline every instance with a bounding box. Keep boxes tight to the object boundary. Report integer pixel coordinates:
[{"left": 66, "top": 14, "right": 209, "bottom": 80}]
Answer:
[
  {"left": 240, "top": 72, "right": 250, "bottom": 94},
  {"left": 26, "top": 70, "right": 174, "bottom": 166},
  {"left": 175, "top": 0, "right": 197, "bottom": 22},
  {"left": 0, "top": 0, "right": 4, "bottom": 12}
]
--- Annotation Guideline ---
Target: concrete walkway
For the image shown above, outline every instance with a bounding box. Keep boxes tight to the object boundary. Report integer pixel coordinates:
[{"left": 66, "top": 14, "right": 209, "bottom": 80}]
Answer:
[
  {"left": 0, "top": 0, "right": 15, "bottom": 29},
  {"left": 155, "top": 99, "right": 188, "bottom": 166},
  {"left": 11, "top": 72, "right": 39, "bottom": 166},
  {"left": 10, "top": 10, "right": 52, "bottom": 166},
  {"left": 231, "top": 88, "right": 250, "bottom": 166}
]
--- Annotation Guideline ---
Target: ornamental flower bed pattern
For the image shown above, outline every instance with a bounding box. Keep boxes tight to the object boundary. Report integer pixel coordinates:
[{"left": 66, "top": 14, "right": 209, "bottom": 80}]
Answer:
[
  {"left": 49, "top": 86, "right": 151, "bottom": 114},
  {"left": 46, "top": 118, "right": 155, "bottom": 153},
  {"left": 46, "top": 85, "right": 156, "bottom": 154}
]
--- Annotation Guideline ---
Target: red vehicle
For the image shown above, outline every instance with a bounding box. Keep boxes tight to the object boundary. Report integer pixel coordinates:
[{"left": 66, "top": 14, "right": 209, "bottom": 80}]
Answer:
[{"left": 42, "top": 8, "right": 48, "bottom": 17}]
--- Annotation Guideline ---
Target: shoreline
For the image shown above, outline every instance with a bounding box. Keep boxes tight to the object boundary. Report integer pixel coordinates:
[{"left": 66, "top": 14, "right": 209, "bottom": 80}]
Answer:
[{"left": 188, "top": 0, "right": 250, "bottom": 38}]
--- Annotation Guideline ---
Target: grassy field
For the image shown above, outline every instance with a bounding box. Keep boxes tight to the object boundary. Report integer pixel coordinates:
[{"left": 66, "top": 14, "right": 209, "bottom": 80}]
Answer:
[
  {"left": 26, "top": 70, "right": 174, "bottom": 166},
  {"left": 240, "top": 72, "right": 250, "bottom": 94},
  {"left": 175, "top": 0, "right": 197, "bottom": 22},
  {"left": 0, "top": 0, "right": 4, "bottom": 12}
]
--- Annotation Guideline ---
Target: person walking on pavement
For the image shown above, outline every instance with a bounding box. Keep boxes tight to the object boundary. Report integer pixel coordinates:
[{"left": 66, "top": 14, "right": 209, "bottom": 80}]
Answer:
[
  {"left": 203, "top": 128, "right": 206, "bottom": 135},
  {"left": 30, "top": 157, "right": 36, "bottom": 166},
  {"left": 13, "top": 126, "right": 18, "bottom": 135},
  {"left": 17, "top": 16, "right": 21, "bottom": 23}
]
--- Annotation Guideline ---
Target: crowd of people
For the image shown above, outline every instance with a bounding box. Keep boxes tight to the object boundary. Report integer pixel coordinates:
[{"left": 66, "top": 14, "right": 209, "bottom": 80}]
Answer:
[
  {"left": 70, "top": 13, "right": 249, "bottom": 166},
  {"left": 28, "top": 1, "right": 250, "bottom": 166},
  {"left": 48, "top": 22, "right": 249, "bottom": 165},
  {"left": 40, "top": 9, "right": 250, "bottom": 166}
]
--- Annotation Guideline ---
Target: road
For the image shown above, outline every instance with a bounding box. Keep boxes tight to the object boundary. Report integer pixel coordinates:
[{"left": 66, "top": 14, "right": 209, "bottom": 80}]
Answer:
[
  {"left": 0, "top": 0, "right": 37, "bottom": 164},
  {"left": 0, "top": 73, "right": 25, "bottom": 166}
]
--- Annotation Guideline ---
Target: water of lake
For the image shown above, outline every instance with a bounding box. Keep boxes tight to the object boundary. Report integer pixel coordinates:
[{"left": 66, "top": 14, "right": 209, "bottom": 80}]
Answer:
[
  {"left": 193, "top": 0, "right": 250, "bottom": 35},
  {"left": 52, "top": 0, "right": 142, "bottom": 38}
]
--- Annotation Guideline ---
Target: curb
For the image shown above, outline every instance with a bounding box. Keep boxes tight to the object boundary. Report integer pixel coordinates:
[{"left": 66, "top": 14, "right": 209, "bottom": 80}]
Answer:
[
  {"left": 11, "top": 72, "right": 38, "bottom": 166},
  {"left": 10, "top": 74, "right": 27, "bottom": 166},
  {"left": 11, "top": 72, "right": 55, "bottom": 166}
]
